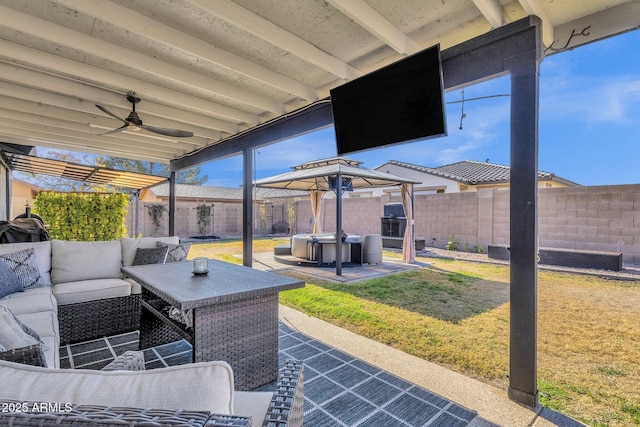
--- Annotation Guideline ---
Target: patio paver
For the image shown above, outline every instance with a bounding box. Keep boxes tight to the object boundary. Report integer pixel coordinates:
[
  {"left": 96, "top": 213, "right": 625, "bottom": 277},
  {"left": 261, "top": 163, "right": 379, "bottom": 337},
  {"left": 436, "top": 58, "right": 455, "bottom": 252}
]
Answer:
[{"left": 61, "top": 323, "right": 477, "bottom": 427}]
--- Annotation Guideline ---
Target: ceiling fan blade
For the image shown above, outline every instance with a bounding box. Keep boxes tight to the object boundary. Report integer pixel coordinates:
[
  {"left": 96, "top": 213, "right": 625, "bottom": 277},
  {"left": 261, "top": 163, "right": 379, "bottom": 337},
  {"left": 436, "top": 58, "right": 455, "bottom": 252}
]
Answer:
[
  {"left": 96, "top": 95, "right": 193, "bottom": 138},
  {"left": 95, "top": 104, "right": 127, "bottom": 124},
  {"left": 139, "top": 124, "right": 194, "bottom": 138},
  {"left": 97, "top": 123, "right": 130, "bottom": 135}
]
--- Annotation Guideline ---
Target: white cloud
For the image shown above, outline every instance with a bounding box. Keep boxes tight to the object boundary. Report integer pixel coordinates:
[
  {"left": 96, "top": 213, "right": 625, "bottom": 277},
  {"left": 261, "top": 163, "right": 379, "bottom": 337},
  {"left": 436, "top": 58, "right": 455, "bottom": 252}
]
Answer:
[
  {"left": 541, "top": 69, "right": 640, "bottom": 124},
  {"left": 521, "top": 33, "right": 640, "bottom": 127},
  {"left": 254, "top": 130, "right": 337, "bottom": 168}
]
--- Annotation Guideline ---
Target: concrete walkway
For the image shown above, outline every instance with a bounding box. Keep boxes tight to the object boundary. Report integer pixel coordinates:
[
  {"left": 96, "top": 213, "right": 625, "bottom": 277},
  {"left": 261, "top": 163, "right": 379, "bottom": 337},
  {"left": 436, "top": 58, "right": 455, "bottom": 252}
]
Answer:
[{"left": 279, "top": 305, "right": 584, "bottom": 427}]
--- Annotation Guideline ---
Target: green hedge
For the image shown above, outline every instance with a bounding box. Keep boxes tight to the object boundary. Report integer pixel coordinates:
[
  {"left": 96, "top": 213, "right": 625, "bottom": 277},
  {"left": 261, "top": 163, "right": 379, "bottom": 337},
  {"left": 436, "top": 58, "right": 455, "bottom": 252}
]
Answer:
[{"left": 33, "top": 192, "right": 129, "bottom": 241}]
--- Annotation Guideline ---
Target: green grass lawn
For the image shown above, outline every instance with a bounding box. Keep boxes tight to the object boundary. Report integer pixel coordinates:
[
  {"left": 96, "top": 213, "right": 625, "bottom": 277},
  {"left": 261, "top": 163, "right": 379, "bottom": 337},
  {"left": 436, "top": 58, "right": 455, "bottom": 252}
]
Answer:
[
  {"left": 187, "top": 237, "right": 289, "bottom": 264},
  {"left": 191, "top": 239, "right": 640, "bottom": 426}
]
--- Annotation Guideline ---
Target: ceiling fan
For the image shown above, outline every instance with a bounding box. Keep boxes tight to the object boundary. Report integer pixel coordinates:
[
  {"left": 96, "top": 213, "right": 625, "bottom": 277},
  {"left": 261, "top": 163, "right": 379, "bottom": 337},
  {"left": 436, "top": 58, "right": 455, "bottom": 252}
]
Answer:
[{"left": 95, "top": 92, "right": 193, "bottom": 138}]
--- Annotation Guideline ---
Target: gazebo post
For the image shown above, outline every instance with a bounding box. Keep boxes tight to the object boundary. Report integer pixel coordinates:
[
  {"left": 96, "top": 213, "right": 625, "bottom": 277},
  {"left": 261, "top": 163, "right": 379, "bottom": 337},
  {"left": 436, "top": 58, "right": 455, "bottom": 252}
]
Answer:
[
  {"left": 168, "top": 171, "right": 176, "bottom": 237},
  {"left": 243, "top": 148, "right": 253, "bottom": 268},
  {"left": 335, "top": 173, "right": 343, "bottom": 276}
]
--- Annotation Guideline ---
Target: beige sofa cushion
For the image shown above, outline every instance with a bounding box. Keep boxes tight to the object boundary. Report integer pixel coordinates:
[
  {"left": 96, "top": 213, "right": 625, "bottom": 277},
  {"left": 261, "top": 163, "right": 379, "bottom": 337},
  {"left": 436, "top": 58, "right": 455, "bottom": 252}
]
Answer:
[
  {"left": 0, "top": 287, "right": 57, "bottom": 315},
  {"left": 0, "top": 305, "right": 40, "bottom": 351},
  {"left": 123, "top": 277, "right": 142, "bottom": 294},
  {"left": 320, "top": 242, "right": 351, "bottom": 264},
  {"left": 52, "top": 279, "right": 131, "bottom": 305},
  {"left": 39, "top": 335, "right": 59, "bottom": 369},
  {"left": 0, "top": 359, "right": 235, "bottom": 414},
  {"left": 0, "top": 241, "right": 52, "bottom": 285},
  {"left": 121, "top": 236, "right": 180, "bottom": 267},
  {"left": 51, "top": 240, "right": 122, "bottom": 284},
  {"left": 14, "top": 310, "right": 60, "bottom": 369},
  {"left": 290, "top": 233, "right": 335, "bottom": 259},
  {"left": 290, "top": 235, "right": 311, "bottom": 258},
  {"left": 234, "top": 391, "right": 272, "bottom": 422}
]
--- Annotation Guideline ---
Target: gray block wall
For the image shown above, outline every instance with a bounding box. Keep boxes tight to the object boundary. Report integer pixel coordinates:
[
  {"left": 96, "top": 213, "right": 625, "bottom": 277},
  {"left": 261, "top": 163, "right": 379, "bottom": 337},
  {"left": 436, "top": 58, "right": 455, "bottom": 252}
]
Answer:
[{"left": 126, "top": 184, "right": 640, "bottom": 264}]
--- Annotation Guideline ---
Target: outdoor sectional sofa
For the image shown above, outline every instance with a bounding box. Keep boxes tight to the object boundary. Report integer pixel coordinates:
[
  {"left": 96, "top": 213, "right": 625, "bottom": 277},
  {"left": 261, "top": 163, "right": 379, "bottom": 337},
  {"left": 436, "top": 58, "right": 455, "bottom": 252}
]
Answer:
[
  {"left": 0, "top": 236, "right": 182, "bottom": 367},
  {"left": 0, "top": 236, "right": 303, "bottom": 426},
  {"left": 0, "top": 359, "right": 303, "bottom": 426}
]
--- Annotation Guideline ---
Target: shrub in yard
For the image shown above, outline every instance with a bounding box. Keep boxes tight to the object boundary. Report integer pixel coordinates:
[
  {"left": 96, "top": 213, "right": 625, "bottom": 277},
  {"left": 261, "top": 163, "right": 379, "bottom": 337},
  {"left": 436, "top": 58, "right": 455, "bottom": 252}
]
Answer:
[
  {"left": 33, "top": 192, "right": 129, "bottom": 241},
  {"left": 446, "top": 234, "right": 458, "bottom": 251}
]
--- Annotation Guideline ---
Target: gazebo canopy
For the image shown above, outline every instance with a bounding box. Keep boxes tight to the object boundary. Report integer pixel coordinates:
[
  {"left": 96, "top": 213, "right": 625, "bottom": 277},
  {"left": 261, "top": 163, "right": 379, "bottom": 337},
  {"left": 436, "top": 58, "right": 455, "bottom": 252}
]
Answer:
[
  {"left": 254, "top": 157, "right": 420, "bottom": 191},
  {"left": 254, "top": 156, "right": 420, "bottom": 275}
]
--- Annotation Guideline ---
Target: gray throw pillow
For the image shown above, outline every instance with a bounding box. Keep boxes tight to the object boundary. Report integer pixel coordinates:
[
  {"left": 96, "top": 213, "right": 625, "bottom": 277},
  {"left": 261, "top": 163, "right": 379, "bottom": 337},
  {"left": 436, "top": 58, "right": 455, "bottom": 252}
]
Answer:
[
  {"left": 101, "top": 350, "right": 146, "bottom": 371},
  {"left": 0, "top": 261, "right": 23, "bottom": 299},
  {"left": 13, "top": 312, "right": 45, "bottom": 347},
  {"left": 132, "top": 246, "right": 169, "bottom": 265},
  {"left": 0, "top": 248, "right": 45, "bottom": 289},
  {"left": 157, "top": 241, "right": 191, "bottom": 263}
]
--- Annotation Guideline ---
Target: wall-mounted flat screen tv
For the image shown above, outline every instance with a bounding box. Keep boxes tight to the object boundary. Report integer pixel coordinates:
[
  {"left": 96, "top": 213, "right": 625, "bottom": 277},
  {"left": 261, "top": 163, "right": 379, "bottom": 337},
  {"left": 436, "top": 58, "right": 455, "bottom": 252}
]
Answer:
[{"left": 331, "top": 44, "right": 446, "bottom": 155}]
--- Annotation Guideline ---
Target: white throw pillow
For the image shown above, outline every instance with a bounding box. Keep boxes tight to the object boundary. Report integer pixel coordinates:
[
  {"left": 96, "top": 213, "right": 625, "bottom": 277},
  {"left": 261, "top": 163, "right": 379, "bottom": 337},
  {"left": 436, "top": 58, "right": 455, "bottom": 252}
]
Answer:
[
  {"left": 0, "top": 359, "right": 235, "bottom": 414},
  {"left": 0, "top": 305, "right": 40, "bottom": 351}
]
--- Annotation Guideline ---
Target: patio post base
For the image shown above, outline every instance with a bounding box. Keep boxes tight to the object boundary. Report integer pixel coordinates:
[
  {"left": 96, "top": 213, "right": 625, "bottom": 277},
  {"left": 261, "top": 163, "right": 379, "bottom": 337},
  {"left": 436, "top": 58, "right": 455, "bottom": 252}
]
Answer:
[{"left": 508, "top": 386, "right": 538, "bottom": 408}]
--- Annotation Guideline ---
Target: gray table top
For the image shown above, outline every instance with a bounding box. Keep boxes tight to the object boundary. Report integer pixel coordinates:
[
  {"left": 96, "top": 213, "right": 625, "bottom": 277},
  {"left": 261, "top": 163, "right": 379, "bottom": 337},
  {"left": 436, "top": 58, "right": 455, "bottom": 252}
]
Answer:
[{"left": 122, "top": 260, "right": 304, "bottom": 310}]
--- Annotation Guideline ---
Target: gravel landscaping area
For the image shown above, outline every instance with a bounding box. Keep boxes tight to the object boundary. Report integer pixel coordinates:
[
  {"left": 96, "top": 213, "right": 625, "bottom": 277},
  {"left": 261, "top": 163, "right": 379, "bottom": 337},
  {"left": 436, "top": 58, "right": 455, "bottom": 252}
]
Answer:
[{"left": 413, "top": 247, "right": 640, "bottom": 281}]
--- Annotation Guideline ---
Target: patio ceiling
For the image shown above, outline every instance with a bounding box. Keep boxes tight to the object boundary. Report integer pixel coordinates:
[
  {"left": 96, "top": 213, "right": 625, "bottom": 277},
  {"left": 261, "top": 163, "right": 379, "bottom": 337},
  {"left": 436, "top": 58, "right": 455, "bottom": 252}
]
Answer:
[{"left": 0, "top": 0, "right": 638, "bottom": 166}]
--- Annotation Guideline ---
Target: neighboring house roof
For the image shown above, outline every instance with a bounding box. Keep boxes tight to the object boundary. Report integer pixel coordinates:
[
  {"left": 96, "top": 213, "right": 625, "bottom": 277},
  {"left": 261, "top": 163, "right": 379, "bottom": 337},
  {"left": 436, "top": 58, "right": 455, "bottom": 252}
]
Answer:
[
  {"left": 379, "top": 160, "right": 580, "bottom": 186},
  {"left": 149, "top": 183, "right": 306, "bottom": 200}
]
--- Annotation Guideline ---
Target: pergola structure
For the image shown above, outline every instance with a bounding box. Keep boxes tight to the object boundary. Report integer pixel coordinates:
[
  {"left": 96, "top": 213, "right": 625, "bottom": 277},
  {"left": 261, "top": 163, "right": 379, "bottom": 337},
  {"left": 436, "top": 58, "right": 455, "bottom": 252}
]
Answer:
[
  {"left": 0, "top": 1, "right": 638, "bottom": 409},
  {"left": 2, "top": 151, "right": 167, "bottom": 191}
]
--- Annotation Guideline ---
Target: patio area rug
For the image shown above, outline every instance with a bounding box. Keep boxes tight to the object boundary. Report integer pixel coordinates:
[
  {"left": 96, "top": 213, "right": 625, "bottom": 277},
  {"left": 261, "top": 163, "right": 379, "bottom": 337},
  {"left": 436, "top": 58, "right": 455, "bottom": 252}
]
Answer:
[{"left": 60, "top": 323, "right": 478, "bottom": 426}]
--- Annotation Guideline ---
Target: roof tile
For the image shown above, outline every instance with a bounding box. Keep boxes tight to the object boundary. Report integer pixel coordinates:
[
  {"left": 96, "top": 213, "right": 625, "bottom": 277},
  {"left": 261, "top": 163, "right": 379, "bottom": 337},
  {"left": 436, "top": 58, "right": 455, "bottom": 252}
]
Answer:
[{"left": 384, "top": 160, "right": 557, "bottom": 185}]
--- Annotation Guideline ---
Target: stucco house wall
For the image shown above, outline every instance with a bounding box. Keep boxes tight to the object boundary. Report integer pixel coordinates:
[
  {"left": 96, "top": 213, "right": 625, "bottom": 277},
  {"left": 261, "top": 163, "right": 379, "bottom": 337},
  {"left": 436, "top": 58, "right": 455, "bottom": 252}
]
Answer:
[
  {"left": 11, "top": 179, "right": 39, "bottom": 219},
  {"left": 371, "top": 163, "right": 458, "bottom": 195}
]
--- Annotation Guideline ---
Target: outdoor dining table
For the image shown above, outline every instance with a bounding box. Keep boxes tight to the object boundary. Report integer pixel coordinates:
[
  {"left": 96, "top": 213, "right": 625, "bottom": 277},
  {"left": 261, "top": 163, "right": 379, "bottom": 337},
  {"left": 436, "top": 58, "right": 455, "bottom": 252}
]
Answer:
[{"left": 122, "top": 260, "right": 304, "bottom": 390}]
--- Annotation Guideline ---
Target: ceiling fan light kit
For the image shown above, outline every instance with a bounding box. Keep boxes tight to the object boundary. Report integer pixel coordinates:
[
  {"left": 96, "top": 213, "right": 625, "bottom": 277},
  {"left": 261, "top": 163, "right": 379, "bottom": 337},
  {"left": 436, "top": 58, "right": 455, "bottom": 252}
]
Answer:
[{"left": 95, "top": 93, "right": 193, "bottom": 138}]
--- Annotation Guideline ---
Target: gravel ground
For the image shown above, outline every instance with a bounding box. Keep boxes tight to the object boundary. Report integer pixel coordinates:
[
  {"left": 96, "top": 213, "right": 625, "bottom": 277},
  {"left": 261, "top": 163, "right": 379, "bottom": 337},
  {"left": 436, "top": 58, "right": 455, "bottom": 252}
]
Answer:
[{"left": 410, "top": 247, "right": 640, "bottom": 281}]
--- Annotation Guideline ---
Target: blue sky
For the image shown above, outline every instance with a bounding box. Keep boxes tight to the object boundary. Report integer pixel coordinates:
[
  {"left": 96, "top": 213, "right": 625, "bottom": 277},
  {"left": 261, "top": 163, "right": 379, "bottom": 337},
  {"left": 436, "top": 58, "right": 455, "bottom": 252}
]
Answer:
[{"left": 204, "top": 29, "right": 640, "bottom": 188}]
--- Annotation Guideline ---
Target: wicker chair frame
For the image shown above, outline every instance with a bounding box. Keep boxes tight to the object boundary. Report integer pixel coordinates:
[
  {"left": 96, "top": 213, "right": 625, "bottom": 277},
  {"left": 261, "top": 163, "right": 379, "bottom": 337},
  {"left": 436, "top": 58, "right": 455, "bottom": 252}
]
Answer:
[{"left": 0, "top": 344, "right": 46, "bottom": 367}]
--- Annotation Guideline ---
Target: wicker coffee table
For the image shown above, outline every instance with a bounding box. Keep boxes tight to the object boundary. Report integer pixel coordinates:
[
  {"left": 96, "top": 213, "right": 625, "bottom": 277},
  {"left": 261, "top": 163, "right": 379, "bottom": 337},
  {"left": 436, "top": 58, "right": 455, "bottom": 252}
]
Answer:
[{"left": 122, "top": 260, "right": 304, "bottom": 390}]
